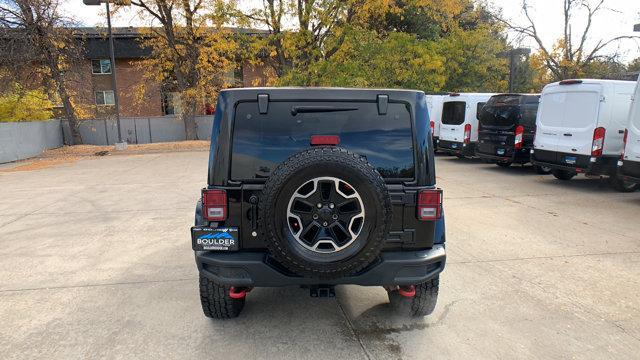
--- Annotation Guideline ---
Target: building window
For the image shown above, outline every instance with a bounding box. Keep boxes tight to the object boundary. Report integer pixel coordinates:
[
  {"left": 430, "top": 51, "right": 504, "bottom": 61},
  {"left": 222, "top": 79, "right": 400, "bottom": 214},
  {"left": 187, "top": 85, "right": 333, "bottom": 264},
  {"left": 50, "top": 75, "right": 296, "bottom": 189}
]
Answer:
[
  {"left": 92, "top": 59, "right": 112, "bottom": 74},
  {"left": 95, "top": 90, "right": 115, "bottom": 106},
  {"left": 162, "top": 92, "right": 182, "bottom": 115}
]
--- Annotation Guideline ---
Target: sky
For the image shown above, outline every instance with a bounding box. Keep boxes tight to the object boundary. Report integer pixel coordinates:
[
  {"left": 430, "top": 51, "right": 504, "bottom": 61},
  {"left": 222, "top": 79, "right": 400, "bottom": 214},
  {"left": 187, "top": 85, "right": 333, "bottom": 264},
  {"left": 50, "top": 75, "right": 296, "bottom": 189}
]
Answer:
[{"left": 65, "top": 0, "right": 640, "bottom": 62}]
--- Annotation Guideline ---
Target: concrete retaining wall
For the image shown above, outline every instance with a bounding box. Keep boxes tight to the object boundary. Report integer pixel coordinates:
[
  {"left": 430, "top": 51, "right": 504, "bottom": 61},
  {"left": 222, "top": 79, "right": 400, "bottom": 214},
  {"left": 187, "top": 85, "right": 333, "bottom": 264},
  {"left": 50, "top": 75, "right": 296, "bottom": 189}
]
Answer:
[
  {"left": 0, "top": 120, "right": 63, "bottom": 164},
  {"left": 1, "top": 115, "right": 213, "bottom": 164},
  {"left": 61, "top": 115, "right": 213, "bottom": 145}
]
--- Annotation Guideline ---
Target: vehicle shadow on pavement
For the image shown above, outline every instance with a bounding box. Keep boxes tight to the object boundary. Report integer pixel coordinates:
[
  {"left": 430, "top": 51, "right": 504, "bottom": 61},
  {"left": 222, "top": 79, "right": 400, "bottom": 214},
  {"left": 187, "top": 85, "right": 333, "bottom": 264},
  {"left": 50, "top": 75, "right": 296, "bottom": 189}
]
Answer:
[
  {"left": 480, "top": 164, "right": 539, "bottom": 177},
  {"left": 439, "top": 156, "right": 485, "bottom": 164},
  {"left": 537, "top": 177, "right": 623, "bottom": 194}
]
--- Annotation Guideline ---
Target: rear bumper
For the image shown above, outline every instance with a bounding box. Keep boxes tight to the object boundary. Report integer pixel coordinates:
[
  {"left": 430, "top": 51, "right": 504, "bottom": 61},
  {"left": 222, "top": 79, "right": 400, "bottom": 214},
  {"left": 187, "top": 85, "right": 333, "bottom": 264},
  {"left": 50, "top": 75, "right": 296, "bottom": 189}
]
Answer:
[
  {"left": 195, "top": 245, "right": 446, "bottom": 287},
  {"left": 618, "top": 160, "right": 640, "bottom": 183},
  {"left": 438, "top": 140, "right": 475, "bottom": 156},
  {"left": 531, "top": 150, "right": 617, "bottom": 175},
  {"left": 476, "top": 146, "right": 532, "bottom": 164}
]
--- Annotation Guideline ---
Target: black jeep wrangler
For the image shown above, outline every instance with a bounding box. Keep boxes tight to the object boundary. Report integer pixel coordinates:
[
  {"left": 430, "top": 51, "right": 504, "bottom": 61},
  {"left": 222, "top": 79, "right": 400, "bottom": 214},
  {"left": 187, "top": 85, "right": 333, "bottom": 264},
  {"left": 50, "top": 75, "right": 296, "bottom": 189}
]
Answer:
[{"left": 191, "top": 88, "right": 446, "bottom": 319}]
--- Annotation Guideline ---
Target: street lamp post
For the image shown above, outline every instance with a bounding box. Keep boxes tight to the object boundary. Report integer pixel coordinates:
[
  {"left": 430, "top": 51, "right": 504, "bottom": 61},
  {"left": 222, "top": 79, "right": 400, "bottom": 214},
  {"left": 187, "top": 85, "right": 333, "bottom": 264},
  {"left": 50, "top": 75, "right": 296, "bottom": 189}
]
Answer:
[{"left": 83, "top": 0, "right": 130, "bottom": 150}]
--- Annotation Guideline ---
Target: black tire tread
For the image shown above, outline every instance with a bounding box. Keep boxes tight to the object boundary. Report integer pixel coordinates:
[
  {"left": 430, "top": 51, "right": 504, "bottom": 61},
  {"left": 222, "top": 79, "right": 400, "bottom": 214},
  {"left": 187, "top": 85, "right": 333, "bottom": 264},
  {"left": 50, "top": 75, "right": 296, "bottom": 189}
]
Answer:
[
  {"left": 199, "top": 275, "right": 245, "bottom": 319},
  {"left": 388, "top": 277, "right": 440, "bottom": 317},
  {"left": 610, "top": 177, "right": 639, "bottom": 193},
  {"left": 259, "top": 146, "right": 392, "bottom": 279},
  {"left": 552, "top": 170, "right": 576, "bottom": 181}
]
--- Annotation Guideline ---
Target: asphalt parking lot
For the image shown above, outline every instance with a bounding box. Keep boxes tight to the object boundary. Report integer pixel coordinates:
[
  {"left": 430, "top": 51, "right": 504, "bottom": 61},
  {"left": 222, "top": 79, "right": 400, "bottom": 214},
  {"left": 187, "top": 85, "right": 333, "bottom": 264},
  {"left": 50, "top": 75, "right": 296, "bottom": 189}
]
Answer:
[{"left": 1, "top": 150, "right": 639, "bottom": 359}]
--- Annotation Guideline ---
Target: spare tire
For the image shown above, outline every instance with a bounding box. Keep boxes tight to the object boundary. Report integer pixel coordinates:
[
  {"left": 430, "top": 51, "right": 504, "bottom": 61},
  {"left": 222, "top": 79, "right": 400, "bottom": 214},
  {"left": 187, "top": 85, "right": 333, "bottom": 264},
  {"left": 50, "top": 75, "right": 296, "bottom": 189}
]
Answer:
[{"left": 258, "top": 146, "right": 392, "bottom": 279}]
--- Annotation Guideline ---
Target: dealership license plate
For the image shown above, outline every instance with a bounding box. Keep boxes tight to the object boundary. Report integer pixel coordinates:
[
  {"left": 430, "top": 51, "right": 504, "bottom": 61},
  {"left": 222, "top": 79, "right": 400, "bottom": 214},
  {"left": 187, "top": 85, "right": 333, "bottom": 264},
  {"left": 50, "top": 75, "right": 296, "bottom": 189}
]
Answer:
[
  {"left": 564, "top": 156, "right": 577, "bottom": 165},
  {"left": 451, "top": 143, "right": 458, "bottom": 149},
  {"left": 496, "top": 149, "right": 505, "bottom": 155},
  {"left": 191, "top": 227, "right": 239, "bottom": 251}
]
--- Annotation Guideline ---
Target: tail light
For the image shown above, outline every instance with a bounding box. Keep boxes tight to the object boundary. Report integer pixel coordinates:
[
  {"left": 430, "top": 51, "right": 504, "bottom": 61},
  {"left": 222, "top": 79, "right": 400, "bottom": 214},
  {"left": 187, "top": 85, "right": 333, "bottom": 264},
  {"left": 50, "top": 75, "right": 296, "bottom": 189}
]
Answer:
[
  {"left": 310, "top": 135, "right": 340, "bottom": 146},
  {"left": 463, "top": 124, "right": 471, "bottom": 144},
  {"left": 514, "top": 125, "right": 524, "bottom": 150},
  {"left": 621, "top": 129, "right": 628, "bottom": 160},
  {"left": 430, "top": 121, "right": 435, "bottom": 137},
  {"left": 417, "top": 189, "right": 443, "bottom": 221},
  {"left": 591, "top": 127, "right": 606, "bottom": 157},
  {"left": 202, "top": 189, "right": 227, "bottom": 221}
]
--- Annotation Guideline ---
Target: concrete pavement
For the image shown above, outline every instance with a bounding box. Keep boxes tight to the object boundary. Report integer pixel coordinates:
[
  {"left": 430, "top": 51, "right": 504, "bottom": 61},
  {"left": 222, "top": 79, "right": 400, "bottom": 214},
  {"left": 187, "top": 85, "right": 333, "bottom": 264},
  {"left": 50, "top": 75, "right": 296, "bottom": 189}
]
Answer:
[{"left": 0, "top": 152, "right": 639, "bottom": 359}]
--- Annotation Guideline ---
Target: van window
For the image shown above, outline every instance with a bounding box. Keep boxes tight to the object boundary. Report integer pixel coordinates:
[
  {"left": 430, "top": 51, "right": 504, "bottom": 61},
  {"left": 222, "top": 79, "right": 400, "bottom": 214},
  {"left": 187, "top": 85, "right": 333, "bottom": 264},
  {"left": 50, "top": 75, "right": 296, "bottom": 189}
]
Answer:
[
  {"left": 442, "top": 101, "right": 466, "bottom": 125},
  {"left": 521, "top": 103, "right": 538, "bottom": 128},
  {"left": 231, "top": 101, "right": 415, "bottom": 180}
]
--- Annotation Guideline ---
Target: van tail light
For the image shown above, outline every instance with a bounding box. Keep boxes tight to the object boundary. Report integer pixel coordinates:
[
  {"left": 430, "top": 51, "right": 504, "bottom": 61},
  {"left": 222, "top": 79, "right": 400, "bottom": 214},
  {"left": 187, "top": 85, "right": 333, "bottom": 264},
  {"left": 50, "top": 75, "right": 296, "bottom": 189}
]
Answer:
[
  {"left": 514, "top": 125, "right": 524, "bottom": 150},
  {"left": 430, "top": 121, "right": 435, "bottom": 137},
  {"left": 463, "top": 124, "right": 471, "bottom": 144},
  {"left": 591, "top": 127, "right": 605, "bottom": 157},
  {"left": 621, "top": 129, "right": 628, "bottom": 160},
  {"left": 417, "top": 189, "right": 443, "bottom": 221},
  {"left": 202, "top": 189, "right": 227, "bottom": 221}
]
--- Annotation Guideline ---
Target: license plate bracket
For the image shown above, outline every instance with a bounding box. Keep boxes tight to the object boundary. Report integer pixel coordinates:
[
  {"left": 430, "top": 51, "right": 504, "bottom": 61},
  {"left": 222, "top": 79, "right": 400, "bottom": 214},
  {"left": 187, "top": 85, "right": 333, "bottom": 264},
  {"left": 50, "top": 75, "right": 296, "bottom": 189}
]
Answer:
[{"left": 191, "top": 227, "right": 239, "bottom": 251}]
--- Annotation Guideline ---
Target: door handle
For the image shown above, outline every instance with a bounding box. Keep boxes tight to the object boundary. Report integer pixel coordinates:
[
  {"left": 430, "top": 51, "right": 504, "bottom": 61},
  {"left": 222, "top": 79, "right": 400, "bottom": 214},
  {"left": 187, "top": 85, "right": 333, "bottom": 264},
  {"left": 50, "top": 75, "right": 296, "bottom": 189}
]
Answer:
[
  {"left": 563, "top": 133, "right": 573, "bottom": 137},
  {"left": 249, "top": 195, "right": 258, "bottom": 231},
  {"left": 619, "top": 130, "right": 625, "bottom": 134}
]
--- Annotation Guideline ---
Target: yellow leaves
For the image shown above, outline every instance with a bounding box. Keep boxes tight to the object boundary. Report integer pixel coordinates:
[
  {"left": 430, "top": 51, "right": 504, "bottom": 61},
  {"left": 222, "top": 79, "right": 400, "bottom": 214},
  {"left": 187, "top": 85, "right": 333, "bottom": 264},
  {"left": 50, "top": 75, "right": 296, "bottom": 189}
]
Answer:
[{"left": 0, "top": 85, "right": 53, "bottom": 122}]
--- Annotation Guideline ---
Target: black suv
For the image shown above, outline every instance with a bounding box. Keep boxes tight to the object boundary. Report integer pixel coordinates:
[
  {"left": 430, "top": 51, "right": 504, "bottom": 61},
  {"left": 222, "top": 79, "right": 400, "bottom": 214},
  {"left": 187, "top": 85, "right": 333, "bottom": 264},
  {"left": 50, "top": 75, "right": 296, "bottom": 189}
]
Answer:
[
  {"left": 476, "top": 94, "right": 550, "bottom": 173},
  {"left": 191, "top": 88, "right": 446, "bottom": 319}
]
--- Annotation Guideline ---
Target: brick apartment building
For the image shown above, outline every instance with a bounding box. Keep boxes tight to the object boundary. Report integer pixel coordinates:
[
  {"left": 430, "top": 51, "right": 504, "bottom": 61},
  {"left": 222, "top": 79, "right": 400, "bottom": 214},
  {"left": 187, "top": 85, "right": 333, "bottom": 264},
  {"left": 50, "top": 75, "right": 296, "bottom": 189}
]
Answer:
[{"left": 76, "top": 27, "right": 270, "bottom": 119}]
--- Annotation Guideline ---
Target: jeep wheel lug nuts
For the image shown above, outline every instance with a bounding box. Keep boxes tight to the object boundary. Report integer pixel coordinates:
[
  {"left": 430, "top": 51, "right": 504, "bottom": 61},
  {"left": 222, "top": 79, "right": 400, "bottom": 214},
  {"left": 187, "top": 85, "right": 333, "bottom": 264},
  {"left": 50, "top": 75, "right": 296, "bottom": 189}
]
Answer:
[
  {"left": 317, "top": 203, "right": 322, "bottom": 208},
  {"left": 322, "top": 221, "right": 328, "bottom": 227},
  {"left": 332, "top": 214, "right": 338, "bottom": 220},
  {"left": 313, "top": 214, "right": 319, "bottom": 220},
  {"left": 329, "top": 203, "right": 335, "bottom": 209}
]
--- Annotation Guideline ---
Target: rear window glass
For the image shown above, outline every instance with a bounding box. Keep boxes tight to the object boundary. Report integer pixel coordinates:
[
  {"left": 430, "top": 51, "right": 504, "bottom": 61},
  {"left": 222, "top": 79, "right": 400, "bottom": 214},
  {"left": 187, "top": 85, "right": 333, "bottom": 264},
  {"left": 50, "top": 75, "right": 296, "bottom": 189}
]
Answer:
[
  {"left": 231, "top": 101, "right": 415, "bottom": 180},
  {"left": 476, "top": 102, "right": 486, "bottom": 118},
  {"left": 441, "top": 101, "right": 466, "bottom": 125},
  {"left": 479, "top": 95, "right": 539, "bottom": 128}
]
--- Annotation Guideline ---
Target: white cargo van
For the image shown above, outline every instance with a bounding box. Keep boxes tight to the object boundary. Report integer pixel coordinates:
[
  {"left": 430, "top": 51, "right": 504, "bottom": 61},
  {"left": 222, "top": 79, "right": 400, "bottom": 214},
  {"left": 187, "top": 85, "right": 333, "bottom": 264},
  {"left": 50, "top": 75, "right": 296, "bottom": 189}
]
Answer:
[
  {"left": 531, "top": 79, "right": 637, "bottom": 191},
  {"left": 426, "top": 95, "right": 445, "bottom": 150},
  {"left": 437, "top": 93, "right": 495, "bottom": 157},
  {"left": 618, "top": 77, "right": 640, "bottom": 188}
]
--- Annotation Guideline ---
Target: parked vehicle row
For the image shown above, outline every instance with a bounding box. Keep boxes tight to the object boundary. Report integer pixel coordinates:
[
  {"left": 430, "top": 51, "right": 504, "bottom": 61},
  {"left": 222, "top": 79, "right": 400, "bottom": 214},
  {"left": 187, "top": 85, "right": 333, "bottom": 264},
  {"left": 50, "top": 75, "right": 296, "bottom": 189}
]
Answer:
[{"left": 427, "top": 78, "right": 640, "bottom": 192}]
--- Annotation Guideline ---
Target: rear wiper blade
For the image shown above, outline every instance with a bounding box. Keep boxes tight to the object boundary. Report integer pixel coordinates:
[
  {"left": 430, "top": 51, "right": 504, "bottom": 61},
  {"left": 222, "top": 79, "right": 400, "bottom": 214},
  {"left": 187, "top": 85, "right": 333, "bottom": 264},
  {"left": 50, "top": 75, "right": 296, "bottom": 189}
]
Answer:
[{"left": 291, "top": 106, "right": 359, "bottom": 116}]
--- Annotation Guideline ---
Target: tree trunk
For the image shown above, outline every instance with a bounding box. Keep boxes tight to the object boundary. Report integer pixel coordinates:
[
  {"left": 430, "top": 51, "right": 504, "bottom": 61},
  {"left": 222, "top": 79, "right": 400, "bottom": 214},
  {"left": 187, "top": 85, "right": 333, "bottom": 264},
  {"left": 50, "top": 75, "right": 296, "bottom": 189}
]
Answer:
[
  {"left": 182, "top": 99, "right": 198, "bottom": 140},
  {"left": 58, "top": 83, "right": 82, "bottom": 145},
  {"left": 48, "top": 47, "right": 82, "bottom": 144}
]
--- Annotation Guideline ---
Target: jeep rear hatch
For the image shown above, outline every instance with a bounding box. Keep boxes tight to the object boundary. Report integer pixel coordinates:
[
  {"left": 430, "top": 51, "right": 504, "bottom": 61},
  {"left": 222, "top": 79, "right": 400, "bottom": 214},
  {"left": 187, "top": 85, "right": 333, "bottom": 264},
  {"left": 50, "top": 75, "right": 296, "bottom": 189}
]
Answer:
[{"left": 230, "top": 101, "right": 415, "bottom": 182}]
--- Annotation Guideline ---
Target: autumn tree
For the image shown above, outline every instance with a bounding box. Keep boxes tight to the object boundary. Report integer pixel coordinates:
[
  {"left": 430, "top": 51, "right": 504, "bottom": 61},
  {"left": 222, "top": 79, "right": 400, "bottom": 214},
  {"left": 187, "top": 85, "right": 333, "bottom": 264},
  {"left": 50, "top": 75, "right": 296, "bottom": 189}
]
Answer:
[
  {"left": 130, "top": 0, "right": 237, "bottom": 140},
  {"left": 499, "top": 0, "right": 640, "bottom": 82},
  {"left": 236, "top": 0, "right": 392, "bottom": 84},
  {"left": 0, "top": 0, "right": 83, "bottom": 143},
  {"left": 241, "top": 0, "right": 508, "bottom": 92}
]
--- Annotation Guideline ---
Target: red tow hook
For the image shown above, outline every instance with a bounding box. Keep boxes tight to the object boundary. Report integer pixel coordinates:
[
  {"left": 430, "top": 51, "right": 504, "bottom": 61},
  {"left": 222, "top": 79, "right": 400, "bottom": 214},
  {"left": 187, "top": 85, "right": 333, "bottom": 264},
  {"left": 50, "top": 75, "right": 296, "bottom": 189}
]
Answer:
[
  {"left": 229, "top": 287, "right": 251, "bottom": 299},
  {"left": 398, "top": 285, "right": 416, "bottom": 298}
]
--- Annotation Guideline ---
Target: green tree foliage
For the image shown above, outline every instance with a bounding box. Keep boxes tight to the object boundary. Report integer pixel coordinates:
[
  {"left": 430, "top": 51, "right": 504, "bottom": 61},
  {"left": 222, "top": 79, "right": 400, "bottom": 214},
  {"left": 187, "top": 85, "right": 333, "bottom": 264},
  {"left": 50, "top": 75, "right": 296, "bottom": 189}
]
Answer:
[
  {"left": 435, "top": 25, "right": 508, "bottom": 92},
  {"left": 0, "top": 85, "right": 53, "bottom": 122},
  {"left": 280, "top": 30, "right": 447, "bottom": 90},
  {"left": 628, "top": 58, "right": 640, "bottom": 73}
]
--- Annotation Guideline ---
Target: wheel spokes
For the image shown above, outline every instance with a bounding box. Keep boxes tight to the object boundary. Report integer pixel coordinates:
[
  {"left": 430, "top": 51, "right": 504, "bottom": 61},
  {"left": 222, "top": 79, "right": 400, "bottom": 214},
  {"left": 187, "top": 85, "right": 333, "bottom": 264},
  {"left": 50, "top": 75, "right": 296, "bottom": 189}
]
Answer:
[{"left": 287, "top": 177, "right": 365, "bottom": 253}]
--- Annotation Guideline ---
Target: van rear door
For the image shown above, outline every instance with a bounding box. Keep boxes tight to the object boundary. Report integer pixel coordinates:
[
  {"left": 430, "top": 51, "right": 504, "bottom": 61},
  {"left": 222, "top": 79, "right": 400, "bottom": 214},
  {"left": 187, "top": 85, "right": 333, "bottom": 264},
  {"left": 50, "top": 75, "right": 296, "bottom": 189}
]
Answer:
[
  {"left": 627, "top": 81, "right": 640, "bottom": 161},
  {"left": 439, "top": 100, "right": 466, "bottom": 142},
  {"left": 555, "top": 84, "right": 602, "bottom": 156}
]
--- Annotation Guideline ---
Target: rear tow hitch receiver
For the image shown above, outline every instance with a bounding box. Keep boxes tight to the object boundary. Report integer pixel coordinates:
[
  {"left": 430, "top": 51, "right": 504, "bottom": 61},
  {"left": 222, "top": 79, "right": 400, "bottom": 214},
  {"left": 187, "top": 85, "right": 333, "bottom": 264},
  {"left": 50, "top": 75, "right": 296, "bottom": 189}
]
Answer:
[
  {"left": 398, "top": 285, "right": 416, "bottom": 298},
  {"left": 310, "top": 285, "right": 335, "bottom": 298}
]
